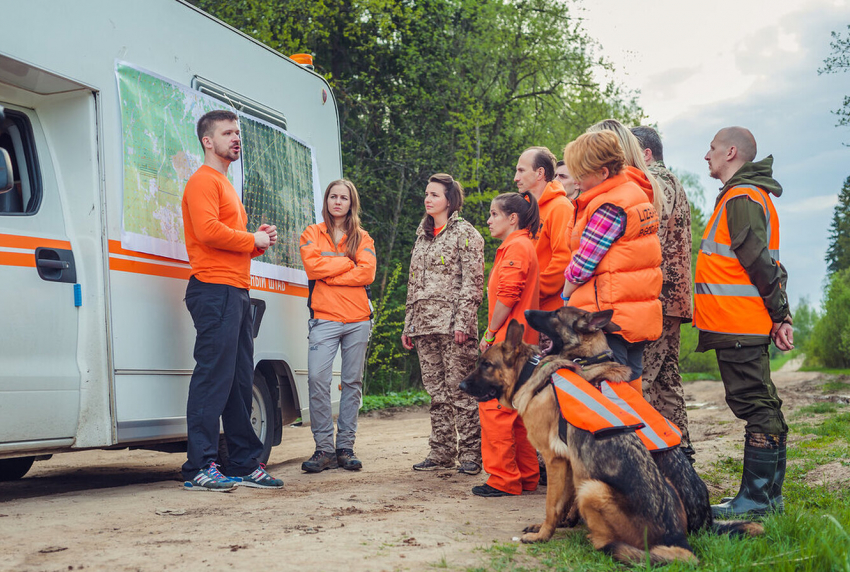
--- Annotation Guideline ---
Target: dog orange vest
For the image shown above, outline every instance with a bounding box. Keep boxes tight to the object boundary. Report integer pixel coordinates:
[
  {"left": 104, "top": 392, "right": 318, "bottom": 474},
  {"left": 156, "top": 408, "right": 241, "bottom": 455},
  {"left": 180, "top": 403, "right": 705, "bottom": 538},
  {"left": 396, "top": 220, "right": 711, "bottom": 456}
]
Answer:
[
  {"left": 694, "top": 185, "right": 780, "bottom": 336},
  {"left": 600, "top": 381, "right": 682, "bottom": 452},
  {"left": 551, "top": 368, "right": 644, "bottom": 437},
  {"left": 551, "top": 369, "right": 682, "bottom": 452}
]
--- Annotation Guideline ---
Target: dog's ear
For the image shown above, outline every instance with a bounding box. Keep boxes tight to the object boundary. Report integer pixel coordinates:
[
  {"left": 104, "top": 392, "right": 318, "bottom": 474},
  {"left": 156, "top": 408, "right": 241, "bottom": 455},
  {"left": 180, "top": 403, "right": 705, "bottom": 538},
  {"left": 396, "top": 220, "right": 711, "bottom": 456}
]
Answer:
[
  {"left": 576, "top": 309, "right": 617, "bottom": 333},
  {"left": 602, "top": 319, "right": 621, "bottom": 333},
  {"left": 505, "top": 319, "right": 525, "bottom": 350}
]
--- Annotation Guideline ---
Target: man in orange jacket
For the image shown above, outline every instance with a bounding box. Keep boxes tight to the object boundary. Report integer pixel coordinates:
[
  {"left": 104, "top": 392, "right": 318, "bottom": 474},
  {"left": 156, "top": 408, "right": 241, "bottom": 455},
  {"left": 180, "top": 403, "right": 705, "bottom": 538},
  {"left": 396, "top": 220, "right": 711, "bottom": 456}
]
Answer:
[
  {"left": 697, "top": 127, "right": 792, "bottom": 518},
  {"left": 514, "top": 147, "right": 574, "bottom": 312}
]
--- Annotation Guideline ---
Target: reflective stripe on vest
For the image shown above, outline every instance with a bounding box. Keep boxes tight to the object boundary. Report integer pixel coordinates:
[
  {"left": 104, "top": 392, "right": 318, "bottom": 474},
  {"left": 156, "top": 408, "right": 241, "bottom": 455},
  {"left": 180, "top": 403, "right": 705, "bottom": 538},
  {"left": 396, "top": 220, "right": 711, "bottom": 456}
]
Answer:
[
  {"left": 694, "top": 185, "right": 779, "bottom": 336},
  {"left": 600, "top": 381, "right": 681, "bottom": 452},
  {"left": 551, "top": 369, "right": 644, "bottom": 437}
]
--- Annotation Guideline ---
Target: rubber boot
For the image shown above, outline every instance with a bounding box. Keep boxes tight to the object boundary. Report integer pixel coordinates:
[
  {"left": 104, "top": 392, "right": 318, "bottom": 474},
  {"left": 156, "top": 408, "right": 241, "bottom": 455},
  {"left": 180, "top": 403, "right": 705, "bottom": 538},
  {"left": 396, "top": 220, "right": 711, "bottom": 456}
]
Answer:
[
  {"left": 712, "top": 433, "right": 783, "bottom": 518},
  {"left": 718, "top": 434, "right": 786, "bottom": 508}
]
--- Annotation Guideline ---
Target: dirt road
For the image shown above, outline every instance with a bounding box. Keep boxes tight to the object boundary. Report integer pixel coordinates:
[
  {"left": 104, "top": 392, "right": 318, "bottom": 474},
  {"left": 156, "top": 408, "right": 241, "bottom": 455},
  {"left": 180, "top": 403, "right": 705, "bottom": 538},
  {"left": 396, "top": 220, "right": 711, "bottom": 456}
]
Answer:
[{"left": 2, "top": 362, "right": 847, "bottom": 572}]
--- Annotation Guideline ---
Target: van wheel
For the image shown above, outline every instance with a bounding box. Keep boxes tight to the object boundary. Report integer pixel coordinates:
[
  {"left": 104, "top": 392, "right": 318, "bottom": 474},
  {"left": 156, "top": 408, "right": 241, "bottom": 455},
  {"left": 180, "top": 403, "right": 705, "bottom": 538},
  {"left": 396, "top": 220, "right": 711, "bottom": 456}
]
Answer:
[
  {"left": 251, "top": 371, "right": 275, "bottom": 465},
  {"left": 0, "top": 456, "right": 35, "bottom": 481}
]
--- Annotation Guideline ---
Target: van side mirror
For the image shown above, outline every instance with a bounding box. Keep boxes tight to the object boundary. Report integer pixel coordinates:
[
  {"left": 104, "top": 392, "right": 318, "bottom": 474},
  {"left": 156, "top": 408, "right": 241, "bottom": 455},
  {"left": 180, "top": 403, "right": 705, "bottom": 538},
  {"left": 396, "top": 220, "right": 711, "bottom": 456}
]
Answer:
[{"left": 0, "top": 148, "right": 12, "bottom": 194}]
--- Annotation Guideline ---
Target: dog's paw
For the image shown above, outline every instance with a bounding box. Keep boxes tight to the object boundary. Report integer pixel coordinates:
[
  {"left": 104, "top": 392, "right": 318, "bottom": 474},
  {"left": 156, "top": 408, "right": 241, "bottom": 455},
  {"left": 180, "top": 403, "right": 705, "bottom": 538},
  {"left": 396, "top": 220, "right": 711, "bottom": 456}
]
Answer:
[
  {"left": 559, "top": 506, "right": 581, "bottom": 528},
  {"left": 522, "top": 523, "right": 542, "bottom": 534},
  {"left": 520, "top": 530, "right": 551, "bottom": 544}
]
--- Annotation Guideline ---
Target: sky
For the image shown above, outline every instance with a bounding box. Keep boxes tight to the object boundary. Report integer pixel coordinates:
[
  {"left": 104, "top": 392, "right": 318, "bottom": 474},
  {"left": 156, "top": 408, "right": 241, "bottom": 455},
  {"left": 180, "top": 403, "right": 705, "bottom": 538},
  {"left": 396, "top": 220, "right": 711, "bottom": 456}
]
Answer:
[{"left": 578, "top": 0, "right": 850, "bottom": 310}]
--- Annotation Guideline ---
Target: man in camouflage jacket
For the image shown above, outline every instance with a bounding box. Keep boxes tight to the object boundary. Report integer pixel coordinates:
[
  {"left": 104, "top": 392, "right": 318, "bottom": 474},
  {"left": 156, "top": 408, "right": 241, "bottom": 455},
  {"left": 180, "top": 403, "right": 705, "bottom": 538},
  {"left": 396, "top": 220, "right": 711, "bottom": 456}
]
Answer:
[
  {"left": 631, "top": 126, "right": 694, "bottom": 458},
  {"left": 403, "top": 210, "right": 485, "bottom": 473}
]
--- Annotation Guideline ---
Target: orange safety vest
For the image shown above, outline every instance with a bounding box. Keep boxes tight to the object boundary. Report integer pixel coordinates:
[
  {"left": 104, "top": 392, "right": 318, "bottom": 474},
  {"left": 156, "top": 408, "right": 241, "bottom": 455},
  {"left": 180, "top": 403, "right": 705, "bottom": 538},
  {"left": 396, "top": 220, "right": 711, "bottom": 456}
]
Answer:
[
  {"left": 551, "top": 368, "right": 644, "bottom": 439},
  {"left": 694, "top": 185, "right": 780, "bottom": 336},
  {"left": 600, "top": 381, "right": 682, "bottom": 452},
  {"left": 569, "top": 169, "right": 663, "bottom": 343}
]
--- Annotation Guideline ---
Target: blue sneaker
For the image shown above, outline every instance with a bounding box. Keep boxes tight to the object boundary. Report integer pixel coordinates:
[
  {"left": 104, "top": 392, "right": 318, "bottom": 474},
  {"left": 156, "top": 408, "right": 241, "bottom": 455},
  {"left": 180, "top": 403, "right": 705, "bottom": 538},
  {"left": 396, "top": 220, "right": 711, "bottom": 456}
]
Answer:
[
  {"left": 183, "top": 462, "right": 237, "bottom": 492},
  {"left": 238, "top": 464, "right": 284, "bottom": 489}
]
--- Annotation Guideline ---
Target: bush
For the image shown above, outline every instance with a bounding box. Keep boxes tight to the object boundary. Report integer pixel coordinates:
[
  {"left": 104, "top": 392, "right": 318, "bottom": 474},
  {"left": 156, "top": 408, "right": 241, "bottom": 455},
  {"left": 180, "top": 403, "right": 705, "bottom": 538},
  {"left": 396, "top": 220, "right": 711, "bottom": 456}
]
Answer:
[
  {"left": 679, "top": 321, "right": 720, "bottom": 375},
  {"left": 808, "top": 269, "right": 850, "bottom": 368}
]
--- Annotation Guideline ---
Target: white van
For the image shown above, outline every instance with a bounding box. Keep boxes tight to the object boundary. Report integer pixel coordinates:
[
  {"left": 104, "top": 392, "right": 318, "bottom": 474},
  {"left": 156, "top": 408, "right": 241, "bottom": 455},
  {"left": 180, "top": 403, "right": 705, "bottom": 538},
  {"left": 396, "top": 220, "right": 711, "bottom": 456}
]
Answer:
[{"left": 0, "top": 0, "right": 343, "bottom": 479}]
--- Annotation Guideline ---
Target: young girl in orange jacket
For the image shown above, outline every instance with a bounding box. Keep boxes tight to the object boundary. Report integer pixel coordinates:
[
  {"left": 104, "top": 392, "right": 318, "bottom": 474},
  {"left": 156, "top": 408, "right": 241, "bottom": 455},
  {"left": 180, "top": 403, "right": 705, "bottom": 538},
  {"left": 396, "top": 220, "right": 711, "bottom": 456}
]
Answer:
[
  {"left": 299, "top": 179, "right": 376, "bottom": 473},
  {"left": 473, "top": 191, "right": 541, "bottom": 497}
]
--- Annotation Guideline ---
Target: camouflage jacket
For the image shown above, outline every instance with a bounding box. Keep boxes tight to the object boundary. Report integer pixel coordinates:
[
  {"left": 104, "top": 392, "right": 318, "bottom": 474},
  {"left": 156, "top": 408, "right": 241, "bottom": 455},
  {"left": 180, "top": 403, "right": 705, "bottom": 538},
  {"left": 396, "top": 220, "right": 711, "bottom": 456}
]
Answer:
[
  {"left": 649, "top": 161, "right": 693, "bottom": 320},
  {"left": 403, "top": 211, "right": 485, "bottom": 338}
]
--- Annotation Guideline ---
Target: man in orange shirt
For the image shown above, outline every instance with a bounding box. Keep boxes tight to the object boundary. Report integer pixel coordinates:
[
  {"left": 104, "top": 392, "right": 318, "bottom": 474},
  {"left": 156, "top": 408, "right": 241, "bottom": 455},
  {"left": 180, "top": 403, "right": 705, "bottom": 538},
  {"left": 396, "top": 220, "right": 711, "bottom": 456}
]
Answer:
[
  {"left": 514, "top": 147, "right": 574, "bottom": 312},
  {"left": 180, "top": 110, "right": 283, "bottom": 492}
]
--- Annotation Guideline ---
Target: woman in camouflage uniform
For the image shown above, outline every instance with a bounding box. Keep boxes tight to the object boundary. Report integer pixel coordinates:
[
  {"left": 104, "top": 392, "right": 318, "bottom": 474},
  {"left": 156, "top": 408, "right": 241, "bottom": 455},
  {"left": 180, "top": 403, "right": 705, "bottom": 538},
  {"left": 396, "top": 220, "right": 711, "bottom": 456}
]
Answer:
[{"left": 402, "top": 173, "right": 485, "bottom": 475}]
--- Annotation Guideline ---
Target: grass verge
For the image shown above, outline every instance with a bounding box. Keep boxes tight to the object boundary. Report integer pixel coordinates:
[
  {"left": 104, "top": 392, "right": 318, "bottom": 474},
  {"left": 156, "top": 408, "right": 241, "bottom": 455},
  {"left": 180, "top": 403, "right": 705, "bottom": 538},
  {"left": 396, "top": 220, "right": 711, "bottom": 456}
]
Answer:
[
  {"left": 360, "top": 390, "right": 430, "bottom": 413},
  {"left": 466, "top": 403, "right": 850, "bottom": 571}
]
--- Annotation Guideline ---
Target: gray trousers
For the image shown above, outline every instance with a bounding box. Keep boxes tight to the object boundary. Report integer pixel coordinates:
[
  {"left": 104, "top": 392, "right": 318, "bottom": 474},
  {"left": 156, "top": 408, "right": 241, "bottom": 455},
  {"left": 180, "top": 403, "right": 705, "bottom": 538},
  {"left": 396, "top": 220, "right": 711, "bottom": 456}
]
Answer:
[{"left": 307, "top": 318, "right": 371, "bottom": 452}]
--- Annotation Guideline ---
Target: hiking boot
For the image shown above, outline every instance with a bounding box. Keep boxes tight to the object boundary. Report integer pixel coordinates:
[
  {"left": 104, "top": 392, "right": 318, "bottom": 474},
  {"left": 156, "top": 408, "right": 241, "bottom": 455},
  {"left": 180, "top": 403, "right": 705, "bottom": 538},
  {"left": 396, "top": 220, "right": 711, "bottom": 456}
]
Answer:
[
  {"left": 336, "top": 448, "right": 363, "bottom": 471},
  {"left": 457, "top": 461, "right": 481, "bottom": 475},
  {"left": 301, "top": 450, "right": 339, "bottom": 473},
  {"left": 712, "top": 433, "right": 785, "bottom": 518},
  {"left": 238, "top": 464, "right": 284, "bottom": 488},
  {"left": 412, "top": 458, "right": 454, "bottom": 471},
  {"left": 472, "top": 483, "right": 513, "bottom": 497},
  {"left": 183, "top": 462, "right": 237, "bottom": 492}
]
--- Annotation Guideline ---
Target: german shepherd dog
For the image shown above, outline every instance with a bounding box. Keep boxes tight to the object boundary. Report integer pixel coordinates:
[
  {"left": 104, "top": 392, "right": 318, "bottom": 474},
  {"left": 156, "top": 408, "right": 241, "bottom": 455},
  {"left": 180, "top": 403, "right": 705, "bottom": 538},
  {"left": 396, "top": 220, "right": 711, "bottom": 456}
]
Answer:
[
  {"left": 525, "top": 306, "right": 766, "bottom": 541},
  {"left": 460, "top": 311, "right": 763, "bottom": 565}
]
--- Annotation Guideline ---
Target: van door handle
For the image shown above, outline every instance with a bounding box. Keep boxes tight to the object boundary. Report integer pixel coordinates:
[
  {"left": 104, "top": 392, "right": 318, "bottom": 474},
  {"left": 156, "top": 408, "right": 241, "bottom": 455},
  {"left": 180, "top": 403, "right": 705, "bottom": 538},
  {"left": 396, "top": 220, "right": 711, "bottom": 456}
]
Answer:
[
  {"left": 35, "top": 247, "right": 77, "bottom": 283},
  {"left": 37, "top": 258, "right": 70, "bottom": 270}
]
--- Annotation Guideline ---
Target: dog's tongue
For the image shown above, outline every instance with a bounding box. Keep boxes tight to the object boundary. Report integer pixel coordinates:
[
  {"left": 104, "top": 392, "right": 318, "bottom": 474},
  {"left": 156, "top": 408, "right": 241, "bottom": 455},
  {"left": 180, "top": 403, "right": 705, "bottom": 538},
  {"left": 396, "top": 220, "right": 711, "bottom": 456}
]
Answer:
[{"left": 538, "top": 337, "right": 554, "bottom": 356}]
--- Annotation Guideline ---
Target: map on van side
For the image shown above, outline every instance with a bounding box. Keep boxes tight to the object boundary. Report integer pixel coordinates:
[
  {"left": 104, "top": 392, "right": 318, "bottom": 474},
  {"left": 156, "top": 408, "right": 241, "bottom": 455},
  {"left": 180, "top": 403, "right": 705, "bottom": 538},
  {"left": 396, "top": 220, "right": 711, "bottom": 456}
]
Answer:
[{"left": 115, "top": 61, "right": 319, "bottom": 284}]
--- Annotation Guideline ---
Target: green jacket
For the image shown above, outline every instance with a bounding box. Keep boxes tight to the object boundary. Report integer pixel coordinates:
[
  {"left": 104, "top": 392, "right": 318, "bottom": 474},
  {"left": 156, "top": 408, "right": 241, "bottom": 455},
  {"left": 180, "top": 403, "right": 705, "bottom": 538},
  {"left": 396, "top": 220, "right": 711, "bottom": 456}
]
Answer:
[{"left": 697, "top": 156, "right": 791, "bottom": 351}]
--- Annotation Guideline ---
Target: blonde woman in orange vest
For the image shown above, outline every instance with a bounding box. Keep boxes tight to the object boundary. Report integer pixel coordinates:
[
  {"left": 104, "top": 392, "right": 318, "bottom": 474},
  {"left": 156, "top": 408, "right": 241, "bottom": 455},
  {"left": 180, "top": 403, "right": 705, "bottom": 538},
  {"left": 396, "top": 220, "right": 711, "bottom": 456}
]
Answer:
[
  {"left": 561, "top": 131, "right": 662, "bottom": 395},
  {"left": 698, "top": 127, "right": 791, "bottom": 518},
  {"left": 473, "top": 191, "right": 541, "bottom": 497},
  {"left": 299, "top": 179, "right": 377, "bottom": 473}
]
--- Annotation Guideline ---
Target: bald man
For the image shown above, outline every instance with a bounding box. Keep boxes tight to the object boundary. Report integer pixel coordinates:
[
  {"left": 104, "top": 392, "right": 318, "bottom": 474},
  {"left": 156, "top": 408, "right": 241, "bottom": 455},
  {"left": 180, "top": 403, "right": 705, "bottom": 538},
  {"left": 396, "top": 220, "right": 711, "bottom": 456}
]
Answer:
[{"left": 696, "top": 127, "right": 792, "bottom": 518}]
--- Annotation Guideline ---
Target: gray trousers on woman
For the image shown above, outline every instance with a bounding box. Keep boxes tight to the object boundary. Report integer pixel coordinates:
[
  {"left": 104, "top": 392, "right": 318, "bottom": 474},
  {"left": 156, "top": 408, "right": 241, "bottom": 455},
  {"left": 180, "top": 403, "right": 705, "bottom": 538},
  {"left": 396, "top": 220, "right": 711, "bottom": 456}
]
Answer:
[{"left": 307, "top": 318, "right": 372, "bottom": 453}]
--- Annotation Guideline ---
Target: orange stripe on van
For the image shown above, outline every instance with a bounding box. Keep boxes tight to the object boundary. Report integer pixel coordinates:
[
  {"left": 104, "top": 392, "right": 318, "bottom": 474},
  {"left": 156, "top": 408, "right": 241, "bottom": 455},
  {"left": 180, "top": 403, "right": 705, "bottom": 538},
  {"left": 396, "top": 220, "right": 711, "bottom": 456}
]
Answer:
[
  {"left": 0, "top": 233, "right": 72, "bottom": 250},
  {"left": 0, "top": 251, "right": 36, "bottom": 268},
  {"left": 107, "top": 241, "right": 309, "bottom": 298}
]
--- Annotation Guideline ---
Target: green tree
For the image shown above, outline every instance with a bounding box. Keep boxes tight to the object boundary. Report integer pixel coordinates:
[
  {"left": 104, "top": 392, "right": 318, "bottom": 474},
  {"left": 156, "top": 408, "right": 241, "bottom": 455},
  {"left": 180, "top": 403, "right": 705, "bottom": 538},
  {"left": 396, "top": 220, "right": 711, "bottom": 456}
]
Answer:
[
  {"left": 826, "top": 175, "right": 850, "bottom": 274},
  {"left": 792, "top": 296, "right": 818, "bottom": 353},
  {"left": 818, "top": 24, "right": 850, "bottom": 130},
  {"left": 808, "top": 269, "right": 850, "bottom": 368},
  {"left": 193, "top": 0, "right": 643, "bottom": 392}
]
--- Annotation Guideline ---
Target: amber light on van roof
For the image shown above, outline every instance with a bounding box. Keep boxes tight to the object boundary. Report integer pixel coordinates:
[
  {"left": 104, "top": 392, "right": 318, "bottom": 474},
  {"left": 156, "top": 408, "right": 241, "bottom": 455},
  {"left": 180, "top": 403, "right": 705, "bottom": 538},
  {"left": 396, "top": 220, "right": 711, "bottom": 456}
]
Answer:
[{"left": 290, "top": 53, "right": 314, "bottom": 66}]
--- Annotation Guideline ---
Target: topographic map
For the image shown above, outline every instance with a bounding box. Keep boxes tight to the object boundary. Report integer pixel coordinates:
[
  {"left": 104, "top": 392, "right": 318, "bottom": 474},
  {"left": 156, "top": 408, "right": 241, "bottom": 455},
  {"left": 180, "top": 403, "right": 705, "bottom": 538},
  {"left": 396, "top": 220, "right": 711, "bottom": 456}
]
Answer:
[{"left": 115, "top": 61, "right": 317, "bottom": 283}]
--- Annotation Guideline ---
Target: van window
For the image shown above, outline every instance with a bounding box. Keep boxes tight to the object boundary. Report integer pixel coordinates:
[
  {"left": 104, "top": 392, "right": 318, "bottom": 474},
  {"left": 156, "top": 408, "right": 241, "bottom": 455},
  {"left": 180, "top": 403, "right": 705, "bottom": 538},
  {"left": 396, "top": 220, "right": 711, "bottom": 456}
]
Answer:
[{"left": 0, "top": 109, "right": 41, "bottom": 215}]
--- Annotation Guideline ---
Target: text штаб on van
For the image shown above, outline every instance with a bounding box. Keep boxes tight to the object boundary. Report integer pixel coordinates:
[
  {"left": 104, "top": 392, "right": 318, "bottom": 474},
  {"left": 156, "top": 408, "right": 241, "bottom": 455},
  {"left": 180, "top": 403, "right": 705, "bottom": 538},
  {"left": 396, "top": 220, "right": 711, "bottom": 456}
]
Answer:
[{"left": 0, "top": 0, "right": 344, "bottom": 480}]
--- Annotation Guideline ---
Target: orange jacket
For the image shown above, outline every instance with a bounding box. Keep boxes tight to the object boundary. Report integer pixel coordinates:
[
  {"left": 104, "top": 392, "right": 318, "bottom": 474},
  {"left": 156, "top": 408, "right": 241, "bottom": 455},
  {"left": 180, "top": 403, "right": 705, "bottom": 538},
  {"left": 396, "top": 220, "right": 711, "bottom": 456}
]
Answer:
[
  {"left": 488, "top": 229, "right": 539, "bottom": 345},
  {"left": 182, "top": 165, "right": 264, "bottom": 289},
  {"left": 600, "top": 381, "right": 682, "bottom": 451},
  {"left": 535, "top": 180, "right": 575, "bottom": 311},
  {"left": 299, "top": 222, "right": 376, "bottom": 323},
  {"left": 569, "top": 169, "right": 662, "bottom": 343},
  {"left": 551, "top": 369, "right": 644, "bottom": 436},
  {"left": 694, "top": 185, "right": 780, "bottom": 336}
]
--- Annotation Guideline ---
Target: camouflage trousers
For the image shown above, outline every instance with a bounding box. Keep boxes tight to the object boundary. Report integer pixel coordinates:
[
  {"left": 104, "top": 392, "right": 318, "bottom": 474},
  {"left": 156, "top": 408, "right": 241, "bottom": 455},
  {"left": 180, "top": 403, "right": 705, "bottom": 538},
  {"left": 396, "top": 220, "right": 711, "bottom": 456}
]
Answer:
[
  {"left": 415, "top": 334, "right": 481, "bottom": 465},
  {"left": 642, "top": 315, "right": 691, "bottom": 447}
]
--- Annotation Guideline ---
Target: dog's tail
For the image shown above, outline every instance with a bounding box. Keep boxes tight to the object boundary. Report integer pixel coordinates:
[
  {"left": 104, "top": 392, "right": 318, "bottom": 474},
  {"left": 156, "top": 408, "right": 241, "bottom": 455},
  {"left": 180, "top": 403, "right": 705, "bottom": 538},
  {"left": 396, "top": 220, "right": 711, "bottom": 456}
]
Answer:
[
  {"left": 602, "top": 542, "right": 699, "bottom": 565},
  {"left": 712, "top": 520, "right": 765, "bottom": 537}
]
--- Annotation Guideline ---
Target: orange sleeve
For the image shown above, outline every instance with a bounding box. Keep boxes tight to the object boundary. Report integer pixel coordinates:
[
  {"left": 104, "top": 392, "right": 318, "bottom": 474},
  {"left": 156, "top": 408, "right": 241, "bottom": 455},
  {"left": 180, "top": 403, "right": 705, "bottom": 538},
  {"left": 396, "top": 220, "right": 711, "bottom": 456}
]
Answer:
[
  {"left": 539, "top": 201, "right": 574, "bottom": 298},
  {"left": 183, "top": 172, "right": 255, "bottom": 253},
  {"left": 299, "top": 225, "right": 355, "bottom": 280},
  {"left": 495, "top": 242, "right": 530, "bottom": 308},
  {"left": 324, "top": 232, "right": 377, "bottom": 287}
]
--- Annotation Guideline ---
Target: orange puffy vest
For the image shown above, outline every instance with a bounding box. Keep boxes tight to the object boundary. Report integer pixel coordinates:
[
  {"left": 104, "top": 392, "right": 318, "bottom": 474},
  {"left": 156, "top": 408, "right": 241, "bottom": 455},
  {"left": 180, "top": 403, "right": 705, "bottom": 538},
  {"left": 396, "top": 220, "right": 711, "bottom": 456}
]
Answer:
[
  {"left": 551, "top": 368, "right": 644, "bottom": 438},
  {"left": 600, "top": 381, "right": 682, "bottom": 452},
  {"left": 694, "top": 186, "right": 780, "bottom": 336},
  {"left": 569, "top": 169, "right": 663, "bottom": 343}
]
